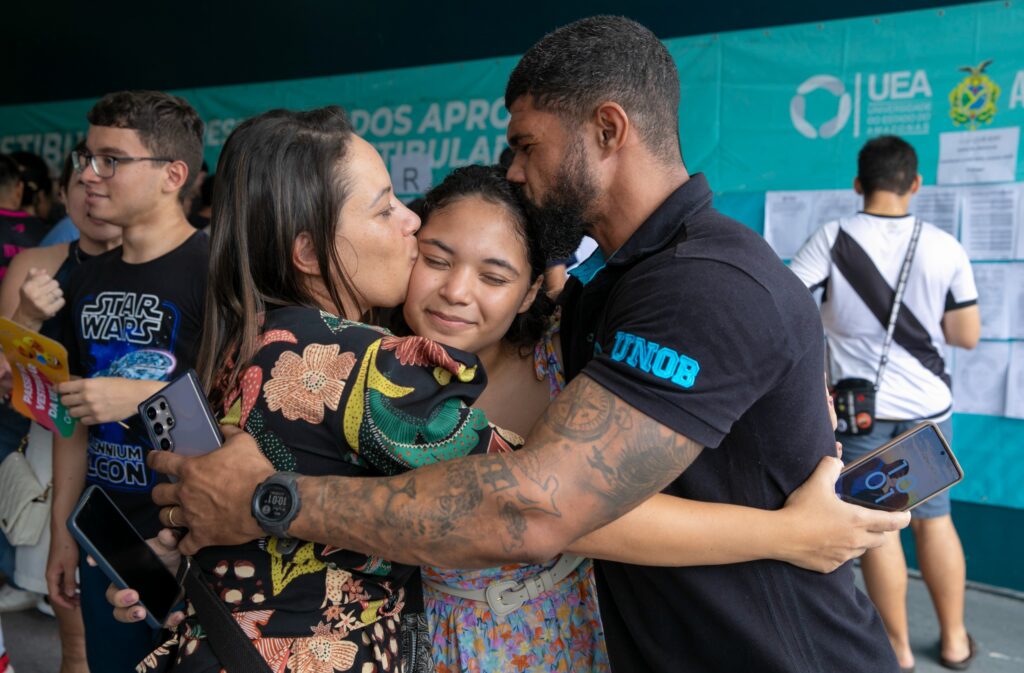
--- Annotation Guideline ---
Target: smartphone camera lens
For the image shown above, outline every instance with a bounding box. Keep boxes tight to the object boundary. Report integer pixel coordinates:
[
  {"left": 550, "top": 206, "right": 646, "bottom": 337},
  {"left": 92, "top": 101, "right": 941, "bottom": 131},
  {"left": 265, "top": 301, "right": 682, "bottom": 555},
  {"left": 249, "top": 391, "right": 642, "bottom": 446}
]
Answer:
[
  {"left": 159, "top": 401, "right": 167, "bottom": 411},
  {"left": 154, "top": 423, "right": 164, "bottom": 435},
  {"left": 160, "top": 438, "right": 171, "bottom": 450},
  {"left": 166, "top": 417, "right": 175, "bottom": 427},
  {"left": 146, "top": 407, "right": 157, "bottom": 420}
]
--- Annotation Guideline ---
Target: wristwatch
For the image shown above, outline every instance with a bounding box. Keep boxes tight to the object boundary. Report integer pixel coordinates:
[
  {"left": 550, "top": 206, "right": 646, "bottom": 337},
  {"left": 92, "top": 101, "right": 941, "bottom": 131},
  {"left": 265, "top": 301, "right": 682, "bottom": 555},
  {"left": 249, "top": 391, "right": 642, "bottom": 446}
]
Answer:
[{"left": 251, "top": 472, "right": 302, "bottom": 538}]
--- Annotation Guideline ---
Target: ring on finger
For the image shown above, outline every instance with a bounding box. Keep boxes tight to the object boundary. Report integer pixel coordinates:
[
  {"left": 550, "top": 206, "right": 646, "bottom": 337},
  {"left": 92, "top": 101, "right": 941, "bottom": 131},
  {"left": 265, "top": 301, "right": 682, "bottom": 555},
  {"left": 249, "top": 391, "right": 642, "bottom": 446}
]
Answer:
[{"left": 167, "top": 506, "right": 180, "bottom": 528}]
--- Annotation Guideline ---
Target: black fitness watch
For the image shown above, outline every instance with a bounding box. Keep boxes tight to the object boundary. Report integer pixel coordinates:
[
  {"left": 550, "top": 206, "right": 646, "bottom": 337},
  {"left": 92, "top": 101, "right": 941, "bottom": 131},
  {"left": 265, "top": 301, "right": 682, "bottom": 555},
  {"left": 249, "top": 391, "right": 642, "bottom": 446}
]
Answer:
[{"left": 251, "top": 472, "right": 302, "bottom": 538}]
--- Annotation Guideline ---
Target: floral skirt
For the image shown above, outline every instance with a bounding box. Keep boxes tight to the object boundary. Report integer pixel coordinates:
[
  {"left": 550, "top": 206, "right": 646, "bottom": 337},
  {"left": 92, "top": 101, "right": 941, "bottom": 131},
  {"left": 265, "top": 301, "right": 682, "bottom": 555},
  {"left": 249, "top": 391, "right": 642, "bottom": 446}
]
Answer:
[
  {"left": 137, "top": 611, "right": 404, "bottom": 673},
  {"left": 424, "top": 559, "right": 610, "bottom": 673}
]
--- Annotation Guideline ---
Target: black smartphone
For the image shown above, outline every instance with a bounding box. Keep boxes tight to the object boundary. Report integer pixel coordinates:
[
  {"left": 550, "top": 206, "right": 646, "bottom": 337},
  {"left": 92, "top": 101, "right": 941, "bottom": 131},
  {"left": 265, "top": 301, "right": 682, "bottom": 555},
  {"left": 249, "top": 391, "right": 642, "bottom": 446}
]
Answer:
[
  {"left": 835, "top": 421, "right": 964, "bottom": 512},
  {"left": 139, "top": 369, "right": 222, "bottom": 458},
  {"left": 67, "top": 485, "right": 183, "bottom": 629}
]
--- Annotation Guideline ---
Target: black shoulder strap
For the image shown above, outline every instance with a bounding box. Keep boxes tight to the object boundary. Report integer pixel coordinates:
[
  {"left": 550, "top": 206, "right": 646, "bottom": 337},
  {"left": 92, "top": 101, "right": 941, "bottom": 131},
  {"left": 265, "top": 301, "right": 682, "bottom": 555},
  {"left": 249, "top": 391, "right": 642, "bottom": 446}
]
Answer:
[
  {"left": 873, "top": 218, "right": 923, "bottom": 390},
  {"left": 830, "top": 219, "right": 950, "bottom": 388},
  {"left": 184, "top": 563, "right": 272, "bottom": 673}
]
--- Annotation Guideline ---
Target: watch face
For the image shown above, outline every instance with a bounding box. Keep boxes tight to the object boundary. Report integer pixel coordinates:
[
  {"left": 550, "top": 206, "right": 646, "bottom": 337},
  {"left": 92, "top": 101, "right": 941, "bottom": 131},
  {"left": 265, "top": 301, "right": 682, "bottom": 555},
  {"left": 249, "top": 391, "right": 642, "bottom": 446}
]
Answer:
[{"left": 258, "top": 484, "right": 292, "bottom": 522}]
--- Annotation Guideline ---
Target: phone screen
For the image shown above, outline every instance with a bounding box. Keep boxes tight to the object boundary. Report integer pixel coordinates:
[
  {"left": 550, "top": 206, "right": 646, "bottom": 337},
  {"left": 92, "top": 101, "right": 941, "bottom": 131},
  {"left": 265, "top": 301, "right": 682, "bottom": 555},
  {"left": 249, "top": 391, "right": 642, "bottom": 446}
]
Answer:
[
  {"left": 835, "top": 423, "right": 963, "bottom": 511},
  {"left": 70, "top": 487, "right": 180, "bottom": 624}
]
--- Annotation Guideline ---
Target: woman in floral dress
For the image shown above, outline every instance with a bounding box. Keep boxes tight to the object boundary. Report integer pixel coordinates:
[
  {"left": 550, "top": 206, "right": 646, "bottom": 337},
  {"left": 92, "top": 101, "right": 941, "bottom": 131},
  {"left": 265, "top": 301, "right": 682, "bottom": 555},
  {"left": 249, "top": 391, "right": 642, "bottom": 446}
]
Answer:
[
  {"left": 395, "top": 165, "right": 607, "bottom": 672},
  {"left": 396, "top": 165, "right": 862, "bottom": 673},
  {"left": 136, "top": 107, "right": 513, "bottom": 673}
]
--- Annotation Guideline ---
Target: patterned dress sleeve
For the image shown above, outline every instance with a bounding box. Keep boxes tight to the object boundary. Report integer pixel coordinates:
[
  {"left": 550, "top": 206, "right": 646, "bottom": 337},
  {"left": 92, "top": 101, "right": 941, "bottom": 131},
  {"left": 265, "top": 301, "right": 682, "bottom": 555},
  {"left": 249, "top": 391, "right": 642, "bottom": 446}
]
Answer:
[
  {"left": 337, "top": 331, "right": 500, "bottom": 474},
  {"left": 225, "top": 308, "right": 505, "bottom": 478}
]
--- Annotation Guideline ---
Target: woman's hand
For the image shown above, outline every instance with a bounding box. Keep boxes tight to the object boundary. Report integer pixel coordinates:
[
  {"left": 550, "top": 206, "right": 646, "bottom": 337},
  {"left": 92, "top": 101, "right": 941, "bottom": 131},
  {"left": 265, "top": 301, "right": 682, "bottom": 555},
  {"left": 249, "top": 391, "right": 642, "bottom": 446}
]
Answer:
[
  {"left": 46, "top": 527, "right": 80, "bottom": 610},
  {"left": 13, "top": 268, "right": 64, "bottom": 330},
  {"left": 777, "top": 456, "right": 909, "bottom": 573},
  {"left": 104, "top": 528, "right": 186, "bottom": 627},
  {"left": 56, "top": 378, "right": 164, "bottom": 425}
]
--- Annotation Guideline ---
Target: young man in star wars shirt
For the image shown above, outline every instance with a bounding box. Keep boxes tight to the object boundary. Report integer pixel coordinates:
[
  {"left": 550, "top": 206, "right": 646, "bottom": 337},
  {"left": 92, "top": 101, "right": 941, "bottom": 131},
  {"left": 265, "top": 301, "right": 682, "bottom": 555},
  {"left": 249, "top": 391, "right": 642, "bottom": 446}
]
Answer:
[{"left": 48, "top": 90, "right": 208, "bottom": 672}]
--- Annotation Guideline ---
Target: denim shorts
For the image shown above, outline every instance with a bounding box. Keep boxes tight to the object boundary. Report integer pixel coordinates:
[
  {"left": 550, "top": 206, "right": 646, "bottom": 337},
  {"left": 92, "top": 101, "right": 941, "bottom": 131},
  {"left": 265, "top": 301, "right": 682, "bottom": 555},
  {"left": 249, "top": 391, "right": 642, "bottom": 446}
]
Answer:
[{"left": 839, "top": 417, "right": 954, "bottom": 519}]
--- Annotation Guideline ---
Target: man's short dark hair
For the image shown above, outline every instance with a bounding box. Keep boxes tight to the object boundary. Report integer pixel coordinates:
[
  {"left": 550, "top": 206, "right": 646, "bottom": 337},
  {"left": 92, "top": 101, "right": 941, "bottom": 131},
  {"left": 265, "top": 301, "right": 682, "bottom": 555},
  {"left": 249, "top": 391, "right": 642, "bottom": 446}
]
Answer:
[
  {"left": 857, "top": 135, "right": 918, "bottom": 196},
  {"left": 87, "top": 90, "right": 205, "bottom": 199},
  {"left": 0, "top": 153, "right": 21, "bottom": 194},
  {"left": 505, "top": 15, "right": 681, "bottom": 162}
]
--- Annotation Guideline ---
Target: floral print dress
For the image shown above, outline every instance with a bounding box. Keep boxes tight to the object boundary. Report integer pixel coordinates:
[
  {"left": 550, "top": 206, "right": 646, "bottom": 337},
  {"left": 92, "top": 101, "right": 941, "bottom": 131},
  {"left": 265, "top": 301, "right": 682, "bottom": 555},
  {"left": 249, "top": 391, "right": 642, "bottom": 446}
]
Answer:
[
  {"left": 422, "top": 317, "right": 610, "bottom": 673},
  {"left": 139, "top": 306, "right": 507, "bottom": 673}
]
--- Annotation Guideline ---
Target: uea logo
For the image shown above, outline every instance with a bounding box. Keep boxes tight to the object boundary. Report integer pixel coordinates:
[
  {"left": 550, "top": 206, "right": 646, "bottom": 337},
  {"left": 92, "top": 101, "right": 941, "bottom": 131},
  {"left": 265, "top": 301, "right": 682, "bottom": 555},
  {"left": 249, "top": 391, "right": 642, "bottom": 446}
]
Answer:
[
  {"left": 790, "top": 75, "right": 852, "bottom": 139},
  {"left": 609, "top": 331, "right": 700, "bottom": 389},
  {"left": 949, "top": 60, "right": 1001, "bottom": 129},
  {"left": 791, "top": 69, "right": 935, "bottom": 139}
]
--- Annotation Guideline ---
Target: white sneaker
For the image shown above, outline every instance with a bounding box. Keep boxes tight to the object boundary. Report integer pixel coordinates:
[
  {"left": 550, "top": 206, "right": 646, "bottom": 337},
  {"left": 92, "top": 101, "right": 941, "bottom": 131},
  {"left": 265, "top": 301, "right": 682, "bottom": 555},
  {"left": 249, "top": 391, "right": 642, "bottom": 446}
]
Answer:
[
  {"left": 0, "top": 585, "right": 39, "bottom": 612},
  {"left": 35, "top": 595, "right": 55, "bottom": 617}
]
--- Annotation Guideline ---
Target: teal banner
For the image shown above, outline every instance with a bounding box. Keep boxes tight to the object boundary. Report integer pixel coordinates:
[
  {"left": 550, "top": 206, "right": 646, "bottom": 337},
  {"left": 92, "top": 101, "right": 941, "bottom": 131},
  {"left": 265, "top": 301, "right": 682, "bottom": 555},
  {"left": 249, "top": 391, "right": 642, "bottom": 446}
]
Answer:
[
  {"left": 671, "top": 1, "right": 1024, "bottom": 192},
  {"left": 0, "top": 58, "right": 519, "bottom": 198},
  {"left": 1, "top": 1, "right": 1021, "bottom": 509}
]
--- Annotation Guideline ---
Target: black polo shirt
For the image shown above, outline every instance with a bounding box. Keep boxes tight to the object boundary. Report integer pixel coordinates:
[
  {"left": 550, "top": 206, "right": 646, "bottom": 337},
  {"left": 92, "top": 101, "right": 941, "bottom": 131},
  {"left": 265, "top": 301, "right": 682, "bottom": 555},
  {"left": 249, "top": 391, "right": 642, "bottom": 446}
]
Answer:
[{"left": 560, "top": 174, "right": 897, "bottom": 673}]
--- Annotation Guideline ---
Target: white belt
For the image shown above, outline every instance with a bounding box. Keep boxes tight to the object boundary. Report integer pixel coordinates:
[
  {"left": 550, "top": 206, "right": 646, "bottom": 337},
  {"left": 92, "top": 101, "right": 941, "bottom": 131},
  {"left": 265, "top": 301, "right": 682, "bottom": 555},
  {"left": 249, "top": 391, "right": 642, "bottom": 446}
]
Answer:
[{"left": 422, "top": 555, "right": 586, "bottom": 617}]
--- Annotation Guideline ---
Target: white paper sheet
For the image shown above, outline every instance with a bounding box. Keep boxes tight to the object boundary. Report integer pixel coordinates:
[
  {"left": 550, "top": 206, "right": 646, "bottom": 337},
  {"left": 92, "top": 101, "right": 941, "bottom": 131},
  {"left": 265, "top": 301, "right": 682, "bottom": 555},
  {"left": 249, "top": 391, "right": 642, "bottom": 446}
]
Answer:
[
  {"left": 764, "top": 189, "right": 861, "bottom": 259},
  {"left": 1017, "top": 192, "right": 1024, "bottom": 260},
  {"left": 952, "top": 341, "right": 1010, "bottom": 416},
  {"left": 971, "top": 263, "right": 1013, "bottom": 339},
  {"left": 937, "top": 127, "right": 1020, "bottom": 185},
  {"left": 910, "top": 186, "right": 961, "bottom": 238},
  {"left": 1006, "top": 342, "right": 1024, "bottom": 420},
  {"left": 1012, "top": 267, "right": 1024, "bottom": 339},
  {"left": 961, "top": 185, "right": 1019, "bottom": 260}
]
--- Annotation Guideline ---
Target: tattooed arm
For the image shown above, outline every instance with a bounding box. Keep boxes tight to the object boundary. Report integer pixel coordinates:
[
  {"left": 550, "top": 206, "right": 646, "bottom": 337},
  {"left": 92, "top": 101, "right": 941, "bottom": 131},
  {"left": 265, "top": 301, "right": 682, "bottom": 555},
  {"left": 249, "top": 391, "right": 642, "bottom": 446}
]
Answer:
[
  {"left": 290, "top": 373, "right": 702, "bottom": 566},
  {"left": 152, "top": 374, "right": 702, "bottom": 564}
]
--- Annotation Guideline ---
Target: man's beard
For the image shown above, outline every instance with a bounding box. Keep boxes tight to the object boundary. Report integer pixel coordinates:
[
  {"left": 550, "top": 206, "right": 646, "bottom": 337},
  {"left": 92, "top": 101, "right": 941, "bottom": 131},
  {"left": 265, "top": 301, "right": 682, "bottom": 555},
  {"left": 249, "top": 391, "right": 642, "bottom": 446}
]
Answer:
[{"left": 522, "top": 136, "right": 595, "bottom": 261}]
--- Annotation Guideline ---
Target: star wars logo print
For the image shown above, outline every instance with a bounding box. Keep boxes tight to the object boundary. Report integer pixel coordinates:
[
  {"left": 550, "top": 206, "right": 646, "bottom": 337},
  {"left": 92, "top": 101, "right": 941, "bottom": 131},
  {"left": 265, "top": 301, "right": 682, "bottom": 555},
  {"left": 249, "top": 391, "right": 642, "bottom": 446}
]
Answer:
[{"left": 80, "top": 292, "right": 165, "bottom": 344}]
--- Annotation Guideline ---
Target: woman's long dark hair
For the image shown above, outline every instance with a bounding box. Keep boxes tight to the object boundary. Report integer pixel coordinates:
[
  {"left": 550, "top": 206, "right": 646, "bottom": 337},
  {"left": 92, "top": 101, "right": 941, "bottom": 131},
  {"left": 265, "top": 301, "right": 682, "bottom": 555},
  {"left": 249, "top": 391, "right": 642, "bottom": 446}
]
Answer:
[
  {"left": 197, "top": 106, "right": 361, "bottom": 409},
  {"left": 394, "top": 164, "right": 555, "bottom": 354}
]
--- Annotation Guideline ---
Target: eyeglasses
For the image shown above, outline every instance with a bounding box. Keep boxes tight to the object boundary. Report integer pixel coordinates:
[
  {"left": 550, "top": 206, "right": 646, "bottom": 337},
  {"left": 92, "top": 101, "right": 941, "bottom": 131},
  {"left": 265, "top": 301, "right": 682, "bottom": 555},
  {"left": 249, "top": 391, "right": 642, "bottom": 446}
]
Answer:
[{"left": 72, "top": 151, "right": 175, "bottom": 178}]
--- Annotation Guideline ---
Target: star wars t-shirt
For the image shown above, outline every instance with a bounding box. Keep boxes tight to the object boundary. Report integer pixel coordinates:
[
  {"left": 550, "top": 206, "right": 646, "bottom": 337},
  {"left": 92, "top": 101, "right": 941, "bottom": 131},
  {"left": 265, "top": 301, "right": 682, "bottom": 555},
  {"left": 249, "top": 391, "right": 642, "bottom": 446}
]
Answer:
[{"left": 63, "top": 232, "right": 208, "bottom": 536}]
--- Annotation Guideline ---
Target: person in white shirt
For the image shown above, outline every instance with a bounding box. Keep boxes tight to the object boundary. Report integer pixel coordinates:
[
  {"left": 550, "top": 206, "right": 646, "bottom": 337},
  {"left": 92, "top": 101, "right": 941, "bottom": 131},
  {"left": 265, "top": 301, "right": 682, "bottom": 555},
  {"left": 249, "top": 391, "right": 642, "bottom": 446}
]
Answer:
[{"left": 790, "top": 135, "right": 981, "bottom": 672}]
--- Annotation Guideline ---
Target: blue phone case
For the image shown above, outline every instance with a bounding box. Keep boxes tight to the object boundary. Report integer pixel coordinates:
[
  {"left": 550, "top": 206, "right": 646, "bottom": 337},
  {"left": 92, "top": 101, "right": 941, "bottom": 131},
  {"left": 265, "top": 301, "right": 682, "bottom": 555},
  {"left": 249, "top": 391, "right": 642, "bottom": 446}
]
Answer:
[{"left": 66, "top": 485, "right": 182, "bottom": 629}]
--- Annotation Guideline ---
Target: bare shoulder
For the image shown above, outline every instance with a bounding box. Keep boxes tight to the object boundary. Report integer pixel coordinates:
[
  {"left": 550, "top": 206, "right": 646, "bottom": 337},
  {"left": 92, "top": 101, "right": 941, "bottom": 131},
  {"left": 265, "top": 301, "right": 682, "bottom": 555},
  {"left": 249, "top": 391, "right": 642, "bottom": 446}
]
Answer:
[
  {"left": 476, "top": 347, "right": 549, "bottom": 437},
  {"left": 10, "top": 243, "right": 70, "bottom": 276}
]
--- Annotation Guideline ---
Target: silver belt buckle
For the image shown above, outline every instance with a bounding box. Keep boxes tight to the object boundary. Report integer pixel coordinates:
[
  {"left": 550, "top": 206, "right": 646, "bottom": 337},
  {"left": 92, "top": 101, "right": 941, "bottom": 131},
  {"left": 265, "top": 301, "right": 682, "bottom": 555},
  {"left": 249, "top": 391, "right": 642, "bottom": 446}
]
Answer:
[{"left": 484, "top": 579, "right": 523, "bottom": 617}]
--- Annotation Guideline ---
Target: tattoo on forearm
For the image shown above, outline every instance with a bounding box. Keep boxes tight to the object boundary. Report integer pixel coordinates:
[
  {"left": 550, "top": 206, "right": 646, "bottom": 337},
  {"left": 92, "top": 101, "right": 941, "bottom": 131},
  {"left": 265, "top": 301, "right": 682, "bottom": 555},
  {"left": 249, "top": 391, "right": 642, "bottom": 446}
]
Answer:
[
  {"left": 479, "top": 456, "right": 519, "bottom": 493},
  {"left": 310, "top": 374, "right": 701, "bottom": 564},
  {"left": 434, "top": 460, "right": 483, "bottom": 535},
  {"left": 544, "top": 375, "right": 702, "bottom": 518},
  {"left": 547, "top": 379, "right": 614, "bottom": 440}
]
